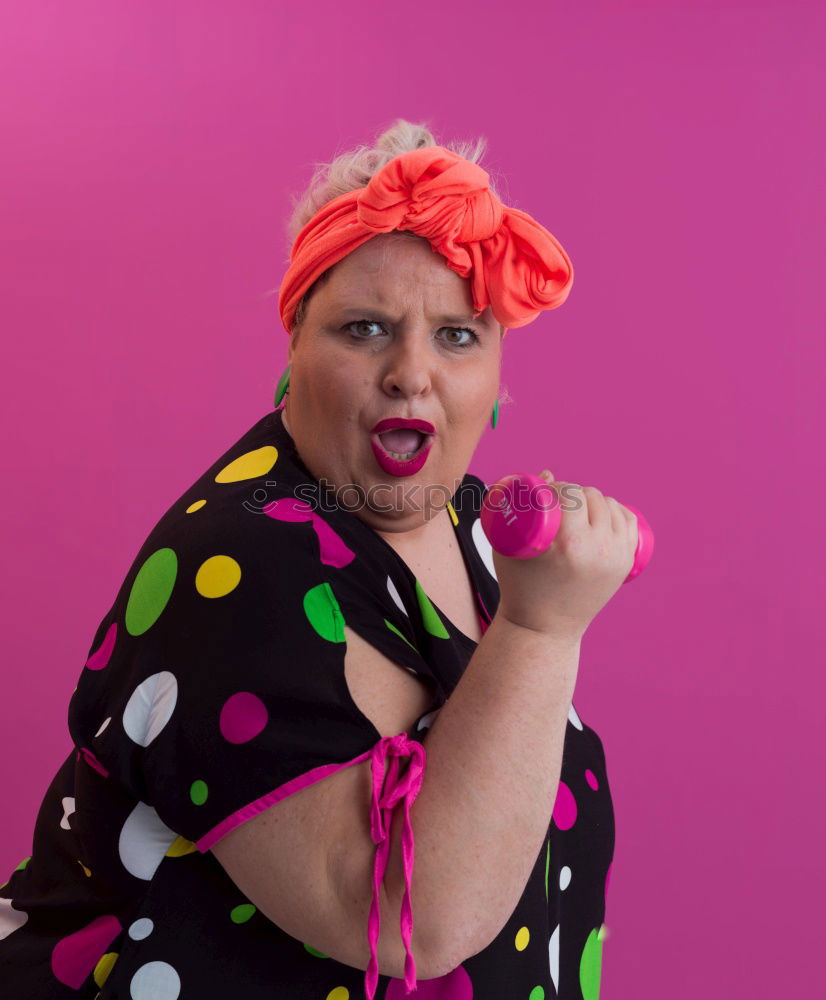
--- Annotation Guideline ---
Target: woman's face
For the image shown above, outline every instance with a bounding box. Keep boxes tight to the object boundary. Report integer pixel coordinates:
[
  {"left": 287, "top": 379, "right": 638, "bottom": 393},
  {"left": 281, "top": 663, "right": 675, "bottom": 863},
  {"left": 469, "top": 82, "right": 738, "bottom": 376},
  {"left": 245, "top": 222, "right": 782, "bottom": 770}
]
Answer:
[{"left": 283, "top": 232, "right": 502, "bottom": 534}]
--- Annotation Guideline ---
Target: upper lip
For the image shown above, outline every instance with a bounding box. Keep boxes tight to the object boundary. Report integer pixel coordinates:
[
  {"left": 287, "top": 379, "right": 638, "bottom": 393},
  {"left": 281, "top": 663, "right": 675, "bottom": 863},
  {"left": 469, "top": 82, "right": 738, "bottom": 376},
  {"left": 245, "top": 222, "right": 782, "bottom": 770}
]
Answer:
[{"left": 371, "top": 417, "right": 436, "bottom": 435}]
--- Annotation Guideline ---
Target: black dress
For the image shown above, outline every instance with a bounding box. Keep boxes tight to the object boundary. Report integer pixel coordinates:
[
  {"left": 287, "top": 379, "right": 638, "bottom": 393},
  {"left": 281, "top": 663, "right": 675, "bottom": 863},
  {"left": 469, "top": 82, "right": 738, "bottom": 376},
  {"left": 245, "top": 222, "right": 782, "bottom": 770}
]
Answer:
[{"left": 0, "top": 406, "right": 615, "bottom": 1000}]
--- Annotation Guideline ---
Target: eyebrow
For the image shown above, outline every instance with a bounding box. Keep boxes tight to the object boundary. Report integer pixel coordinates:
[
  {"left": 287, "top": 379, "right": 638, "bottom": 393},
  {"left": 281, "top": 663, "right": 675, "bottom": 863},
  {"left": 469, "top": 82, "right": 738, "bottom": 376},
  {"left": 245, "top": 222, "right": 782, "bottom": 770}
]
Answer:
[{"left": 335, "top": 305, "right": 481, "bottom": 326}]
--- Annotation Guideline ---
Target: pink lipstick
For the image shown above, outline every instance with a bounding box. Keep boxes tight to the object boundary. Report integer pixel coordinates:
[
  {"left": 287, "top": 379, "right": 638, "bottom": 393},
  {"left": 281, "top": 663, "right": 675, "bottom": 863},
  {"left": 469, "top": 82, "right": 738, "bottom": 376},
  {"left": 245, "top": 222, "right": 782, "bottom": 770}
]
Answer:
[{"left": 370, "top": 417, "right": 436, "bottom": 478}]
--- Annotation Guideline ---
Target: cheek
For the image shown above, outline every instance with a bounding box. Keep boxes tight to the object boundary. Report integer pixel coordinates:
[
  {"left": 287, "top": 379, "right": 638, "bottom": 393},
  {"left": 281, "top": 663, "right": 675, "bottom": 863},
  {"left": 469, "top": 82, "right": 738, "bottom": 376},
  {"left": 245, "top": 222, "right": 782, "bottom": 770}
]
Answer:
[
  {"left": 301, "top": 354, "right": 357, "bottom": 406},
  {"left": 298, "top": 359, "right": 369, "bottom": 444},
  {"left": 455, "top": 367, "right": 499, "bottom": 414}
]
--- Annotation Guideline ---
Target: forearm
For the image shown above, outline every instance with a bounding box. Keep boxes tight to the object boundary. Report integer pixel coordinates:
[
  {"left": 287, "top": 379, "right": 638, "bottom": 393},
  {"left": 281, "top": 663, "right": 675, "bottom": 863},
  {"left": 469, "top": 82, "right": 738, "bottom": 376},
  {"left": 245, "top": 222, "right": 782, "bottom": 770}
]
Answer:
[{"left": 385, "top": 611, "right": 582, "bottom": 967}]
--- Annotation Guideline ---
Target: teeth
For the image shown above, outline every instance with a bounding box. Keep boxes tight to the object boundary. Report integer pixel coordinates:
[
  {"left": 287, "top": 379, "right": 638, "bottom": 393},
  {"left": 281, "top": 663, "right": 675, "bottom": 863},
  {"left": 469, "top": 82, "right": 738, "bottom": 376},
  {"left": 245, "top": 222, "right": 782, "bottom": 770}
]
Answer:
[{"left": 386, "top": 450, "right": 417, "bottom": 459}]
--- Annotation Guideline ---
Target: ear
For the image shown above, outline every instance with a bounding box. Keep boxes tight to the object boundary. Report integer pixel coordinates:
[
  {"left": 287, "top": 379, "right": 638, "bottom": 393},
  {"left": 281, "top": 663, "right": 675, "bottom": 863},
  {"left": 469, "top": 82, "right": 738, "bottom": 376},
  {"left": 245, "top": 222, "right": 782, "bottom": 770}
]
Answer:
[{"left": 287, "top": 327, "right": 300, "bottom": 359}]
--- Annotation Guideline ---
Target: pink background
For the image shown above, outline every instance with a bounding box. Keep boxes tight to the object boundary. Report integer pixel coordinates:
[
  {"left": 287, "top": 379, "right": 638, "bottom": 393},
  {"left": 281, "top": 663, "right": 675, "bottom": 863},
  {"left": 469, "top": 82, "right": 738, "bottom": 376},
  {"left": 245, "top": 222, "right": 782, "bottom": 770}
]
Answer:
[{"left": 1, "top": 1, "right": 823, "bottom": 995}]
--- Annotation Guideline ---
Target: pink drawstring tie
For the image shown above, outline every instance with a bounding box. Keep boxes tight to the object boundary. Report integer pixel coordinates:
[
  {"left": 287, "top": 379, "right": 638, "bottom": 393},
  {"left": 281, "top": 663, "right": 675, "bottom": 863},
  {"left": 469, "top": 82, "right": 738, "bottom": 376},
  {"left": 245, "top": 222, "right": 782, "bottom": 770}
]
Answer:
[{"left": 364, "top": 732, "right": 427, "bottom": 1000}]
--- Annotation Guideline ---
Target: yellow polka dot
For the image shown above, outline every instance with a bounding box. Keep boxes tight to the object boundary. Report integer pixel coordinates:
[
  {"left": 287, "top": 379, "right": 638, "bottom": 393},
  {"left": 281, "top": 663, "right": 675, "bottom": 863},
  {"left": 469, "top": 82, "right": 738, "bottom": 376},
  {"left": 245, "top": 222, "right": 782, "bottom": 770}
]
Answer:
[
  {"left": 326, "top": 989, "right": 349, "bottom": 1000},
  {"left": 93, "top": 951, "right": 118, "bottom": 987},
  {"left": 166, "top": 836, "right": 198, "bottom": 857},
  {"left": 185, "top": 499, "right": 207, "bottom": 513},
  {"left": 77, "top": 860, "right": 91, "bottom": 877},
  {"left": 195, "top": 555, "right": 242, "bottom": 598},
  {"left": 515, "top": 925, "right": 530, "bottom": 951},
  {"left": 215, "top": 446, "right": 278, "bottom": 483},
  {"left": 447, "top": 501, "right": 458, "bottom": 526}
]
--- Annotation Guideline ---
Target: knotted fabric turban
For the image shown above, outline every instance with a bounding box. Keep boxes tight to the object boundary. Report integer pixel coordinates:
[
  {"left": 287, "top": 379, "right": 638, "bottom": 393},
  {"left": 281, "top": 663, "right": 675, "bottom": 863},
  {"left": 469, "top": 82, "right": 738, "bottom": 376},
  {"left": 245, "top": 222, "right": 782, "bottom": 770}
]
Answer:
[{"left": 278, "top": 145, "right": 574, "bottom": 336}]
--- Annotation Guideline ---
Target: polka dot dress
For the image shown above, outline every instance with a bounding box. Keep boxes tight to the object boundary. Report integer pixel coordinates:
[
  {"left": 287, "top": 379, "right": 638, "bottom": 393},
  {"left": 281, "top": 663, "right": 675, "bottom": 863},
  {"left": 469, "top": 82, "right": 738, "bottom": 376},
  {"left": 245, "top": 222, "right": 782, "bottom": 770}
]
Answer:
[{"left": 0, "top": 408, "right": 615, "bottom": 999}]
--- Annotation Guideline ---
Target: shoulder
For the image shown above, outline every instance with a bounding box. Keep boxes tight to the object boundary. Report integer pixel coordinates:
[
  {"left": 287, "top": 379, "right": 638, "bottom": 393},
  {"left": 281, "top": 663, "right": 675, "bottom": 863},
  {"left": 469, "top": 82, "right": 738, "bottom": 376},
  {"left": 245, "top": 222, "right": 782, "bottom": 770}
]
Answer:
[{"left": 80, "top": 411, "right": 336, "bottom": 684}]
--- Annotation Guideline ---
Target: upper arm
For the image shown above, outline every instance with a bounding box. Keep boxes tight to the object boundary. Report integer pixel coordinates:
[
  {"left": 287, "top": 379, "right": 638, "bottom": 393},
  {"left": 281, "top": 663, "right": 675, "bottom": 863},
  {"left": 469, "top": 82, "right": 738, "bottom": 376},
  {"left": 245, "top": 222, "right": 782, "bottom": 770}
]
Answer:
[
  {"left": 210, "top": 625, "right": 448, "bottom": 980},
  {"left": 72, "top": 479, "right": 454, "bottom": 982}
]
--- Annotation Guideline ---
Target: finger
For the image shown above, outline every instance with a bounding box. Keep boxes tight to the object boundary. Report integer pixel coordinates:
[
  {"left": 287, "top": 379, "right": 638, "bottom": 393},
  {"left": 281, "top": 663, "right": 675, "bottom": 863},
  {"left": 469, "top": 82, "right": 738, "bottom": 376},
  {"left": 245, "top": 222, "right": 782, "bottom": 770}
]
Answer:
[
  {"left": 581, "top": 485, "right": 610, "bottom": 529},
  {"left": 556, "top": 482, "right": 589, "bottom": 528},
  {"left": 605, "top": 496, "right": 628, "bottom": 534}
]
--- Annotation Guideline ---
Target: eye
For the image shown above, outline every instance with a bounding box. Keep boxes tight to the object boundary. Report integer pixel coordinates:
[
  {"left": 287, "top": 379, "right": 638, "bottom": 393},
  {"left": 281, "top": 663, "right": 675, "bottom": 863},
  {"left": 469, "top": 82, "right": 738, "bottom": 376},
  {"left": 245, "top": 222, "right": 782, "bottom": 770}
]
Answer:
[
  {"left": 342, "top": 320, "right": 480, "bottom": 348},
  {"left": 439, "top": 327, "right": 480, "bottom": 349},
  {"left": 344, "top": 320, "right": 386, "bottom": 341}
]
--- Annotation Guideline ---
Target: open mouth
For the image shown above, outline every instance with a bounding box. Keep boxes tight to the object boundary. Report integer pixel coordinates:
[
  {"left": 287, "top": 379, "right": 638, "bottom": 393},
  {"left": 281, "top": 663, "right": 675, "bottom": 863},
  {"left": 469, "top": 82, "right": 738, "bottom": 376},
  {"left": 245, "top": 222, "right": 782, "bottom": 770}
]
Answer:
[{"left": 374, "top": 428, "right": 430, "bottom": 460}]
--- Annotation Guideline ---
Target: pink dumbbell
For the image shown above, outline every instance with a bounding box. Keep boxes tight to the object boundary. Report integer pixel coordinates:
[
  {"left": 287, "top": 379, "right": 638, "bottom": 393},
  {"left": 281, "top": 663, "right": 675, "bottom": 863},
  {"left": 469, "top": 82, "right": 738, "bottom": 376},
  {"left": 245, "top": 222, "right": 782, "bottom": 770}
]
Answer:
[{"left": 480, "top": 473, "right": 654, "bottom": 583}]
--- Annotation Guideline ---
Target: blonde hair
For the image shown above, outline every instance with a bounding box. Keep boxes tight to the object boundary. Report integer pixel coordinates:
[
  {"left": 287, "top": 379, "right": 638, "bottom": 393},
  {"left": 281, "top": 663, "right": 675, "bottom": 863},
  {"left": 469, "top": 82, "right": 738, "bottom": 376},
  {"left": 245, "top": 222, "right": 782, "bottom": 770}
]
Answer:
[{"left": 283, "top": 118, "right": 506, "bottom": 331}]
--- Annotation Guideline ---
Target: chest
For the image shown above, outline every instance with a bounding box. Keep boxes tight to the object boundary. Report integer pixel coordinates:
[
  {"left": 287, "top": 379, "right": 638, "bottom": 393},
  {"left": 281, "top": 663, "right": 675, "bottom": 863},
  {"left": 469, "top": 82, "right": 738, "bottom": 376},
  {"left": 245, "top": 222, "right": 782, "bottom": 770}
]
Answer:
[{"left": 394, "top": 518, "right": 483, "bottom": 645}]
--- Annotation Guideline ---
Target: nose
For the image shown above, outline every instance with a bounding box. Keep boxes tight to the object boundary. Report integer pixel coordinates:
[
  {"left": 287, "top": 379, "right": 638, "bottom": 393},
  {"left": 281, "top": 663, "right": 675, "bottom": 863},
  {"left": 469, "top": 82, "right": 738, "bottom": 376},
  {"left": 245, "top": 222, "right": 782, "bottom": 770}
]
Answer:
[{"left": 380, "top": 333, "right": 433, "bottom": 400}]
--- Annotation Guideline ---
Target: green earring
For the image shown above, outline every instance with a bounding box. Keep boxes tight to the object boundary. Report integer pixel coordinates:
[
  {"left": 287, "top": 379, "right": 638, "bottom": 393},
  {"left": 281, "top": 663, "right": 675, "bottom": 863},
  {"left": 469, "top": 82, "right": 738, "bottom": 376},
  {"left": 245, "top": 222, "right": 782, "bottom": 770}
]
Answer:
[
  {"left": 491, "top": 396, "right": 500, "bottom": 429},
  {"left": 274, "top": 364, "right": 291, "bottom": 407}
]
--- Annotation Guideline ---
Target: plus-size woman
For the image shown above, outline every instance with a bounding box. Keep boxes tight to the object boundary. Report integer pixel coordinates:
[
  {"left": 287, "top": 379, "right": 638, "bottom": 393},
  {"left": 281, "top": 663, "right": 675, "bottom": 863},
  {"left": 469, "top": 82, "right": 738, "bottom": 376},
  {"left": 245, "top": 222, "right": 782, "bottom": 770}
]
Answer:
[{"left": 0, "top": 119, "right": 638, "bottom": 1000}]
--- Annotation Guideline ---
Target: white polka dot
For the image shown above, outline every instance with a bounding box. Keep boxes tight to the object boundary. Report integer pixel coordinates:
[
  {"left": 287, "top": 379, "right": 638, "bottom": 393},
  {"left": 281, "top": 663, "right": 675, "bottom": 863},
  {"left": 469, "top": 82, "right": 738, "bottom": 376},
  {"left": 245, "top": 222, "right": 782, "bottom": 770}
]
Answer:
[
  {"left": 95, "top": 716, "right": 112, "bottom": 737},
  {"left": 60, "top": 797, "right": 75, "bottom": 830},
  {"left": 568, "top": 702, "right": 583, "bottom": 730},
  {"left": 128, "top": 917, "right": 154, "bottom": 941},
  {"left": 416, "top": 708, "right": 441, "bottom": 731},
  {"left": 129, "top": 960, "right": 180, "bottom": 1000},
  {"left": 386, "top": 575, "right": 408, "bottom": 616},
  {"left": 549, "top": 922, "right": 560, "bottom": 993},
  {"left": 118, "top": 802, "right": 178, "bottom": 880},
  {"left": 559, "top": 865, "right": 572, "bottom": 890},
  {"left": 0, "top": 898, "right": 28, "bottom": 939},
  {"left": 123, "top": 672, "right": 178, "bottom": 747},
  {"left": 471, "top": 517, "right": 498, "bottom": 581}
]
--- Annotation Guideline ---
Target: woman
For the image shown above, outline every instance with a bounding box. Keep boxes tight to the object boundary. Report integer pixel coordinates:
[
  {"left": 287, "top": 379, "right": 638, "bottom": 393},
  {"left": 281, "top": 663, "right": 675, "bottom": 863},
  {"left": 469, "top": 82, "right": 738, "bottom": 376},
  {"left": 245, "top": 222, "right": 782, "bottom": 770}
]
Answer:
[{"left": 0, "top": 120, "right": 638, "bottom": 999}]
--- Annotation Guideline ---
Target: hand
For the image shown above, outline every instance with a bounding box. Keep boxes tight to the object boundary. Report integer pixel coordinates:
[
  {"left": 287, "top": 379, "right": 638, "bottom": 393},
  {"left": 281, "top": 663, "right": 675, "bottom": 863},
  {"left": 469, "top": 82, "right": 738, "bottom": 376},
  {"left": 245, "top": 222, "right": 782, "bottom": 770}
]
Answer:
[{"left": 493, "top": 470, "right": 639, "bottom": 641}]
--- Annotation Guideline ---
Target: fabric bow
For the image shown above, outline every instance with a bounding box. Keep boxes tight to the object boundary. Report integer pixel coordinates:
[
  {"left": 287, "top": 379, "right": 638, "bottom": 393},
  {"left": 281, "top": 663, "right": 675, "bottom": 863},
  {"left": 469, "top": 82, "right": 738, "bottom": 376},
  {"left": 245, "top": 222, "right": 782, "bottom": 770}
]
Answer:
[
  {"left": 364, "top": 732, "right": 427, "bottom": 1000},
  {"left": 278, "top": 145, "right": 574, "bottom": 334}
]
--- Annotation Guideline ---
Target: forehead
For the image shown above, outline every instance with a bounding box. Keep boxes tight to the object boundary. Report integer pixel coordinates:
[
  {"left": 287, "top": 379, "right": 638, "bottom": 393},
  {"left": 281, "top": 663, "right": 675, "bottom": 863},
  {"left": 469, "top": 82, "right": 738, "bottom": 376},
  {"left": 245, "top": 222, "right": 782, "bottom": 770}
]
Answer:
[
  {"left": 324, "top": 233, "right": 474, "bottom": 305},
  {"left": 305, "top": 233, "right": 505, "bottom": 334}
]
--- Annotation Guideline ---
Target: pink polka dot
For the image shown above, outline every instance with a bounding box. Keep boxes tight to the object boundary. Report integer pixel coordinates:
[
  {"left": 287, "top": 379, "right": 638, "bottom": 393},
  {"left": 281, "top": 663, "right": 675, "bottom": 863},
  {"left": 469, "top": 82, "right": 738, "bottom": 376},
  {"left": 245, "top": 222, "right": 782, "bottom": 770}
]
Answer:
[
  {"left": 552, "top": 780, "right": 577, "bottom": 830},
  {"left": 310, "top": 515, "right": 355, "bottom": 568},
  {"left": 264, "top": 499, "right": 355, "bottom": 568},
  {"left": 385, "top": 963, "right": 472, "bottom": 999},
  {"left": 51, "top": 914, "right": 121, "bottom": 988},
  {"left": 219, "top": 692, "right": 269, "bottom": 744},
  {"left": 76, "top": 747, "right": 110, "bottom": 779},
  {"left": 85, "top": 622, "right": 117, "bottom": 670},
  {"left": 585, "top": 768, "right": 599, "bottom": 790},
  {"left": 264, "top": 497, "right": 314, "bottom": 523}
]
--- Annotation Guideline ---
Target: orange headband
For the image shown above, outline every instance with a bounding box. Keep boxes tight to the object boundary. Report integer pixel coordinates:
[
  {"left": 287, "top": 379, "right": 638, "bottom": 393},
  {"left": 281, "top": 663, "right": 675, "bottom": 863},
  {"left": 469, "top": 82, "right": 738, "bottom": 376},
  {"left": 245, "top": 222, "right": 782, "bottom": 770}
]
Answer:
[{"left": 278, "top": 145, "right": 574, "bottom": 336}]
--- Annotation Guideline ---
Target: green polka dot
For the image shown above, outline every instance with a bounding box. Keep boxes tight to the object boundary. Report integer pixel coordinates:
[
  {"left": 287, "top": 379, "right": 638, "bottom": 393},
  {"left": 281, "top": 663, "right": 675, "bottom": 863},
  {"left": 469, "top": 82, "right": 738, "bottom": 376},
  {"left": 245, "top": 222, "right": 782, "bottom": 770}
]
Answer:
[
  {"left": 230, "top": 903, "right": 257, "bottom": 924},
  {"left": 579, "top": 926, "right": 604, "bottom": 1000},
  {"left": 384, "top": 618, "right": 418, "bottom": 652},
  {"left": 414, "top": 580, "right": 450, "bottom": 638},
  {"left": 3, "top": 854, "right": 32, "bottom": 887},
  {"left": 190, "top": 780, "right": 208, "bottom": 805},
  {"left": 303, "top": 582, "right": 346, "bottom": 642},
  {"left": 125, "top": 548, "right": 178, "bottom": 636},
  {"left": 545, "top": 840, "right": 550, "bottom": 901},
  {"left": 303, "top": 943, "right": 328, "bottom": 958},
  {"left": 529, "top": 987, "right": 545, "bottom": 1000}
]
